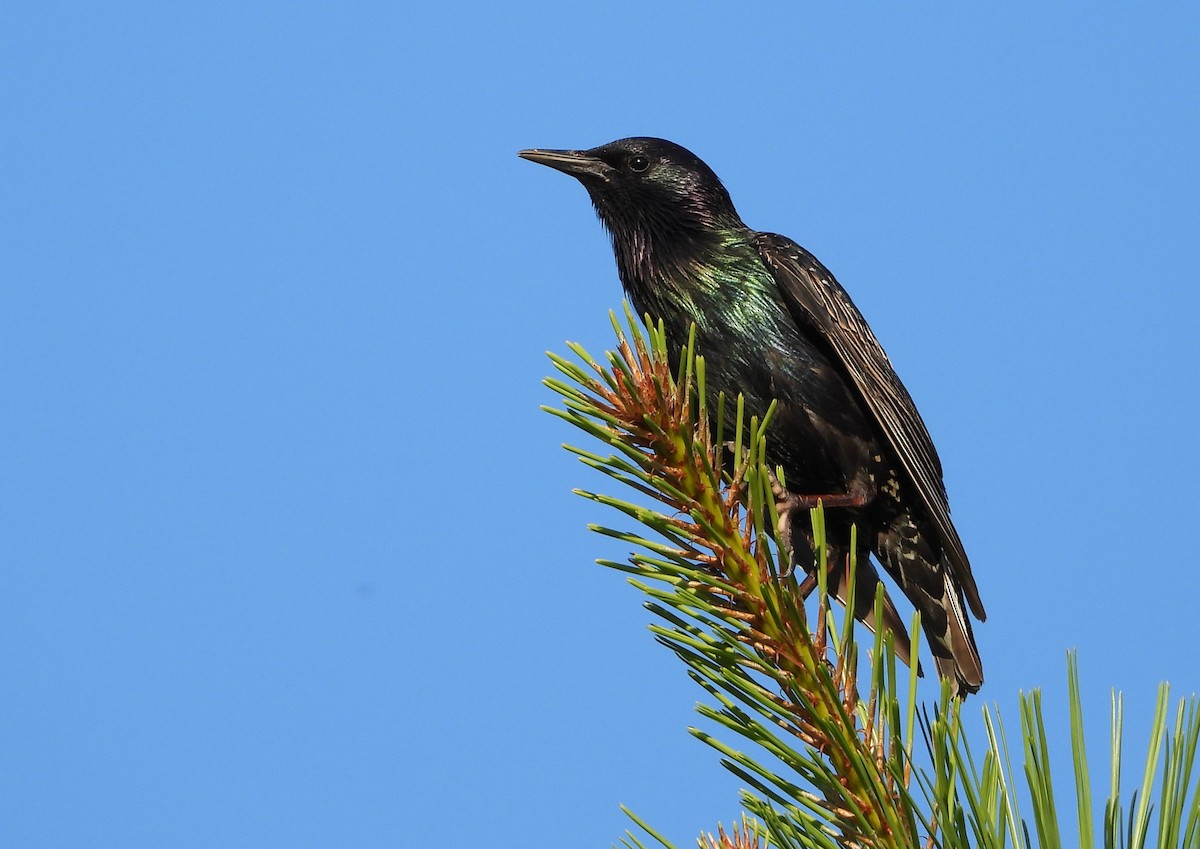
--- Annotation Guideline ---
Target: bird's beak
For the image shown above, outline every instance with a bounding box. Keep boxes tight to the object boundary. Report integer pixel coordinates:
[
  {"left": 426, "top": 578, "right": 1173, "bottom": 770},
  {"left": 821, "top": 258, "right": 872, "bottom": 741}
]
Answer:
[{"left": 517, "top": 148, "right": 613, "bottom": 181}]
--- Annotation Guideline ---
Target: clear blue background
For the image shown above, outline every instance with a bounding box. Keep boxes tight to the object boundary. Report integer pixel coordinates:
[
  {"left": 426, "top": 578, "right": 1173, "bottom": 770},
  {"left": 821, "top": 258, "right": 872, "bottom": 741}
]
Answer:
[{"left": 3, "top": 4, "right": 1198, "bottom": 847}]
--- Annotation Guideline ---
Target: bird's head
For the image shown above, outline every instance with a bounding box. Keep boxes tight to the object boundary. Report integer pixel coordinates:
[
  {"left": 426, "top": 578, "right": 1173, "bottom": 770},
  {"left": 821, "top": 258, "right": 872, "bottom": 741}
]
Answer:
[{"left": 518, "top": 138, "right": 745, "bottom": 272}]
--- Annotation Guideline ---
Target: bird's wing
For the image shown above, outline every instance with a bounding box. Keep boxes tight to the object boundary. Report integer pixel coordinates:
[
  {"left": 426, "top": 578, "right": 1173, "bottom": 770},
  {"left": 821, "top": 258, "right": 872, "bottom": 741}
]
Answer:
[{"left": 753, "top": 231, "right": 985, "bottom": 620}]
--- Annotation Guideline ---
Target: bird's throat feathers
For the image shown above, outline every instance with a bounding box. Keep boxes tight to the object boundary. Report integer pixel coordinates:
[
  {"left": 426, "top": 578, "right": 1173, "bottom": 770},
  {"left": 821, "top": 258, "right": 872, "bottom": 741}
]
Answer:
[{"left": 591, "top": 195, "right": 752, "bottom": 315}]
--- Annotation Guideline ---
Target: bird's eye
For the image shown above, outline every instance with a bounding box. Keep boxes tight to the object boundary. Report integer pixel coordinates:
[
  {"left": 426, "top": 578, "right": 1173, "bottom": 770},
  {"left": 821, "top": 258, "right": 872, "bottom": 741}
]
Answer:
[{"left": 629, "top": 155, "right": 650, "bottom": 173}]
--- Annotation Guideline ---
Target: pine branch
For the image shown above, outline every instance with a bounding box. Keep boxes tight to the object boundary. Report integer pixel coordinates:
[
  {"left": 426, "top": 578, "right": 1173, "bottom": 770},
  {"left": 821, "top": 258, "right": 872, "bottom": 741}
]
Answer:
[{"left": 544, "top": 306, "right": 1200, "bottom": 849}]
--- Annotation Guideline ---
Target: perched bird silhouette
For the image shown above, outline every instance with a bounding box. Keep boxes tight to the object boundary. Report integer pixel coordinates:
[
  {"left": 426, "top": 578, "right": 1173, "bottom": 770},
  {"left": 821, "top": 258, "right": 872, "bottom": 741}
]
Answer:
[{"left": 519, "top": 137, "right": 985, "bottom": 696}]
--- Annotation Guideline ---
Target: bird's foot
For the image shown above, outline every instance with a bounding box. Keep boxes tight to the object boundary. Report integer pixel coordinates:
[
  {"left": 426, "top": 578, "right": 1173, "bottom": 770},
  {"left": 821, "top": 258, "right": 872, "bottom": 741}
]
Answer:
[{"left": 766, "top": 469, "right": 867, "bottom": 578}]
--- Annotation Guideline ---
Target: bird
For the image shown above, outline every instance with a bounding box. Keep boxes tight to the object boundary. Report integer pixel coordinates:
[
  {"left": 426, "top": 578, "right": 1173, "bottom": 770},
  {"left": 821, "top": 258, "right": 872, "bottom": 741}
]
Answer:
[{"left": 519, "top": 137, "right": 985, "bottom": 696}]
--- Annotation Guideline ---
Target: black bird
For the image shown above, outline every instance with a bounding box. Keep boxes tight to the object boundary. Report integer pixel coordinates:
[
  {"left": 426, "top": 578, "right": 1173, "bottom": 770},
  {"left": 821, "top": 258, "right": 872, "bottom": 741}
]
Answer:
[{"left": 519, "top": 137, "right": 985, "bottom": 695}]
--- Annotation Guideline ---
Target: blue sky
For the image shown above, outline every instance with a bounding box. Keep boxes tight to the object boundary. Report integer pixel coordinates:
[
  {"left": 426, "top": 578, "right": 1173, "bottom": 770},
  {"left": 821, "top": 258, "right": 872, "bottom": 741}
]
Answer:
[{"left": 2, "top": 3, "right": 1198, "bottom": 847}]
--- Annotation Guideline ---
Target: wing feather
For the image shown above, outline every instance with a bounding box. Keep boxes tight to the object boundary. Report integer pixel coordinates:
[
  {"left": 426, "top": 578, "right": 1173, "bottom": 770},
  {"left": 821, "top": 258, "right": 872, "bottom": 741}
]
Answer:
[{"left": 753, "top": 232, "right": 985, "bottom": 619}]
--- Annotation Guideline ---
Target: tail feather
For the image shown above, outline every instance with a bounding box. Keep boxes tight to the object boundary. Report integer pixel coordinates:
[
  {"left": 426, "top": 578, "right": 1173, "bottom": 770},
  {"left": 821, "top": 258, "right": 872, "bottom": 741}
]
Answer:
[
  {"left": 909, "top": 562, "right": 983, "bottom": 697},
  {"left": 824, "top": 553, "right": 919, "bottom": 674},
  {"left": 877, "top": 519, "right": 985, "bottom": 697},
  {"left": 930, "top": 566, "right": 984, "bottom": 695},
  {"left": 813, "top": 546, "right": 982, "bottom": 696}
]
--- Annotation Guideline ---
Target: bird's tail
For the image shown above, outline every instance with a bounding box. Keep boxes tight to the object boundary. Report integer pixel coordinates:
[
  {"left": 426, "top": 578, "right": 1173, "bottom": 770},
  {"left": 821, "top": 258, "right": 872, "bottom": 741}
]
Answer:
[
  {"left": 874, "top": 517, "right": 984, "bottom": 697},
  {"left": 919, "top": 562, "right": 984, "bottom": 697}
]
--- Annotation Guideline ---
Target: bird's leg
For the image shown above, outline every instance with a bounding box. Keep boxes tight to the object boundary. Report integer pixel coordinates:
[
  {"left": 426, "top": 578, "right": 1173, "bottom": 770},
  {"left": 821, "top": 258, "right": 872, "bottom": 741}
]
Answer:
[
  {"left": 792, "top": 549, "right": 842, "bottom": 601},
  {"left": 786, "top": 492, "right": 870, "bottom": 509},
  {"left": 766, "top": 467, "right": 869, "bottom": 576},
  {"left": 764, "top": 465, "right": 869, "bottom": 511},
  {"left": 767, "top": 471, "right": 852, "bottom": 580}
]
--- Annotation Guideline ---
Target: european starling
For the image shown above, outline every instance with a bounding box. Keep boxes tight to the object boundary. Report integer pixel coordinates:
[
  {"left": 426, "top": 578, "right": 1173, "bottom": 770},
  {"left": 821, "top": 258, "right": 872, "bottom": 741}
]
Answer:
[{"left": 520, "top": 137, "right": 985, "bottom": 696}]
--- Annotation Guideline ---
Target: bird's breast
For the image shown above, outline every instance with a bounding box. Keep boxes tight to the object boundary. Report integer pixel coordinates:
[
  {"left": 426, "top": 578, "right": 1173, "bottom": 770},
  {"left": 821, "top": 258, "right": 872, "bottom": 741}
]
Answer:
[{"left": 617, "top": 246, "right": 886, "bottom": 494}]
